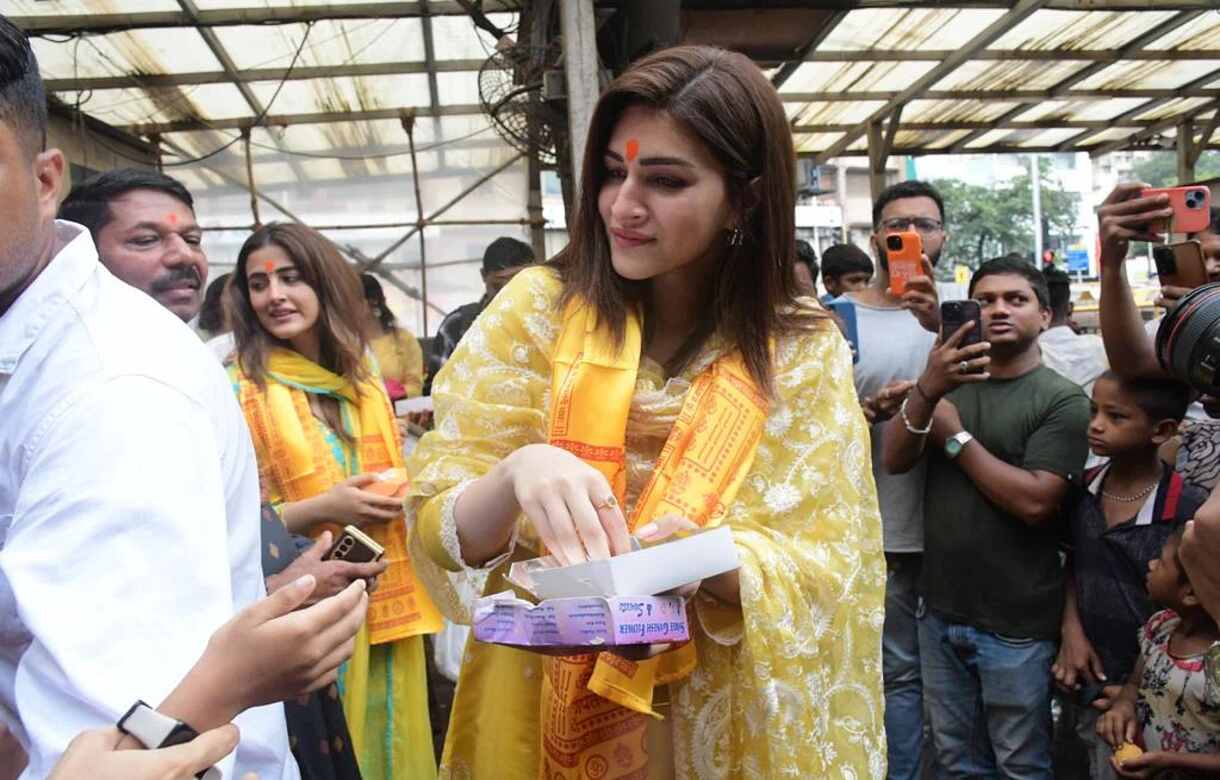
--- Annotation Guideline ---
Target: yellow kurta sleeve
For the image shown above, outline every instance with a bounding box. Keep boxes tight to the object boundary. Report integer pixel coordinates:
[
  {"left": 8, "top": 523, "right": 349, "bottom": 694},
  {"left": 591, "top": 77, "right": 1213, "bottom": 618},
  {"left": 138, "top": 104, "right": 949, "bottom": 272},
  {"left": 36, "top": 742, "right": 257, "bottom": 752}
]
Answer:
[
  {"left": 404, "top": 267, "right": 559, "bottom": 609},
  {"left": 672, "top": 323, "right": 887, "bottom": 779}
]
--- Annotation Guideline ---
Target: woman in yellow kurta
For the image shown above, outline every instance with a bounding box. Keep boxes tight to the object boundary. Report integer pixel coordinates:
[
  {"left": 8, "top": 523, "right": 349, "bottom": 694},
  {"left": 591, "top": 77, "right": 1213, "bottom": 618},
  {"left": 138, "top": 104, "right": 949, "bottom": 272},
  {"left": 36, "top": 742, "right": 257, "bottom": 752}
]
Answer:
[
  {"left": 225, "top": 222, "right": 440, "bottom": 780},
  {"left": 361, "top": 273, "right": 424, "bottom": 400},
  {"left": 405, "top": 45, "right": 886, "bottom": 779}
]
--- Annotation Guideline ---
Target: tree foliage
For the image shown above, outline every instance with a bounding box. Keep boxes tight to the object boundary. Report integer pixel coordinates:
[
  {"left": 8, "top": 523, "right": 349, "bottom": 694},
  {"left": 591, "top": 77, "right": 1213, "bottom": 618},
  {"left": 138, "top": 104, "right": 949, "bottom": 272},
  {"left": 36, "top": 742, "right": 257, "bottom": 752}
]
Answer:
[
  {"left": 1129, "top": 150, "right": 1220, "bottom": 188},
  {"left": 931, "top": 158, "right": 1082, "bottom": 273}
]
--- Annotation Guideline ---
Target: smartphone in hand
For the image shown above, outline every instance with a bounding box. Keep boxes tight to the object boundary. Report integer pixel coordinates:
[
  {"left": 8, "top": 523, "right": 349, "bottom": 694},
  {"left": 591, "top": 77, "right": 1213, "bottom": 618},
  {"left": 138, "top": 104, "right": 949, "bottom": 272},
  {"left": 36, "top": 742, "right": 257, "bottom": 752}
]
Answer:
[
  {"left": 1142, "top": 185, "right": 1211, "bottom": 234},
  {"left": 1154, "top": 240, "right": 1210, "bottom": 290},
  {"left": 324, "top": 525, "right": 386, "bottom": 564},
  {"left": 940, "top": 300, "right": 985, "bottom": 374},
  {"left": 827, "top": 299, "right": 860, "bottom": 364},
  {"left": 886, "top": 231, "right": 923, "bottom": 297}
]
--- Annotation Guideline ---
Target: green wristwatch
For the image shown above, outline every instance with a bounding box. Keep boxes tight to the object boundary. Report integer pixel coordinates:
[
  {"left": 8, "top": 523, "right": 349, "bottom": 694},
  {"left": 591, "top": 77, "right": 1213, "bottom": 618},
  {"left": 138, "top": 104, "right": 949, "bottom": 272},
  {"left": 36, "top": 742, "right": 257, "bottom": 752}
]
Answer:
[{"left": 945, "top": 431, "right": 974, "bottom": 459}]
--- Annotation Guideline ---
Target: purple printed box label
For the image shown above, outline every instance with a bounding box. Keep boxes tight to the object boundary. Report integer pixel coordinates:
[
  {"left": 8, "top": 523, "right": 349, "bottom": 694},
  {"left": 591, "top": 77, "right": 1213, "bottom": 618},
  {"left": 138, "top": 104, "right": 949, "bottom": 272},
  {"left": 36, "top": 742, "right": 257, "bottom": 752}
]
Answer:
[{"left": 473, "top": 593, "right": 689, "bottom": 649}]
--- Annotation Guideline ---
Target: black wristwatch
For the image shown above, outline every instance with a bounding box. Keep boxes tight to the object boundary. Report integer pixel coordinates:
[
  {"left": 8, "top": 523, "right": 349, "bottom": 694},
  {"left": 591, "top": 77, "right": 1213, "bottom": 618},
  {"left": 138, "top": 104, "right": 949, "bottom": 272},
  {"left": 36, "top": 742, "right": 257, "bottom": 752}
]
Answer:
[{"left": 117, "top": 701, "right": 220, "bottom": 779}]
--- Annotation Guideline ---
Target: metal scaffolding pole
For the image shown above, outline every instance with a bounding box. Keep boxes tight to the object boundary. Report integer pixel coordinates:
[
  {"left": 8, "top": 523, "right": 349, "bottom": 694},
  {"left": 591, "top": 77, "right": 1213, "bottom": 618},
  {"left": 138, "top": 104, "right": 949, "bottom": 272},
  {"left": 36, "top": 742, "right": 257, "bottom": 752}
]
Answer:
[
  {"left": 402, "top": 111, "right": 431, "bottom": 335},
  {"left": 560, "top": 0, "right": 599, "bottom": 187}
]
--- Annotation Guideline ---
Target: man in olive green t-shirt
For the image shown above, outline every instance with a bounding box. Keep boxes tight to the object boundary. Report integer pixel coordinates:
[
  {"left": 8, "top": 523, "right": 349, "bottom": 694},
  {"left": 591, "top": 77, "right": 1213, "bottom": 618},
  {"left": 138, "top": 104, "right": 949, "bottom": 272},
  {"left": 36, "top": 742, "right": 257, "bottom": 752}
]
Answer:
[{"left": 884, "top": 257, "right": 1090, "bottom": 779}]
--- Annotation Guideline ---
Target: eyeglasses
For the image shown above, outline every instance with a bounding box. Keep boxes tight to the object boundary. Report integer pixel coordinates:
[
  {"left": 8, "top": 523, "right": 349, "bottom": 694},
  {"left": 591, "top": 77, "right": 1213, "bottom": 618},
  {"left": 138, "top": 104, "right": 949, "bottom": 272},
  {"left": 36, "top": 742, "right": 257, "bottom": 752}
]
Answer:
[{"left": 880, "top": 217, "right": 944, "bottom": 234}]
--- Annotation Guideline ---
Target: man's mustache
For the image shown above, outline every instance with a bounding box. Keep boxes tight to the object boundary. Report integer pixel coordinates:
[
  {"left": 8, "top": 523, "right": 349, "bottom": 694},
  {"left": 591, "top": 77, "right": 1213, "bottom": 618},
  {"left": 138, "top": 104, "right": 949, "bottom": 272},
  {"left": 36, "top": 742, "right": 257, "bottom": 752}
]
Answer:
[{"left": 149, "top": 266, "right": 202, "bottom": 294}]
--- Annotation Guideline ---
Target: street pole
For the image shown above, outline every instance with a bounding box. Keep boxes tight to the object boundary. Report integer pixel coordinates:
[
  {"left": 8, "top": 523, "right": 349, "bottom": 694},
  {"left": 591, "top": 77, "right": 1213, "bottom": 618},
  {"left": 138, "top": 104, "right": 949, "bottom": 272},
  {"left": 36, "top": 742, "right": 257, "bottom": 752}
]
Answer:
[{"left": 1030, "top": 153, "right": 1043, "bottom": 266}]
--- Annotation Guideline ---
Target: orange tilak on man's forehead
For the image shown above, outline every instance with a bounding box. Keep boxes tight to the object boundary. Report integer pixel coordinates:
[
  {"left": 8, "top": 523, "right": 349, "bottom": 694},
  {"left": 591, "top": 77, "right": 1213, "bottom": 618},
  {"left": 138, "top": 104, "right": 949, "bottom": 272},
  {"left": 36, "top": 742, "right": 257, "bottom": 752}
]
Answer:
[
  {"left": 625, "top": 139, "right": 640, "bottom": 162},
  {"left": 167, "top": 213, "right": 178, "bottom": 225}
]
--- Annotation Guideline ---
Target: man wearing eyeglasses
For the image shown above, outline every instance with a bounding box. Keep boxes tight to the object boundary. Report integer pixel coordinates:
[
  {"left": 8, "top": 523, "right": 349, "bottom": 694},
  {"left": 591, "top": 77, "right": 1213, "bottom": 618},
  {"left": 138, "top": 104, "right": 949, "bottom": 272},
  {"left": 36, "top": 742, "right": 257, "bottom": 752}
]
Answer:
[{"left": 831, "top": 180, "right": 946, "bottom": 780}]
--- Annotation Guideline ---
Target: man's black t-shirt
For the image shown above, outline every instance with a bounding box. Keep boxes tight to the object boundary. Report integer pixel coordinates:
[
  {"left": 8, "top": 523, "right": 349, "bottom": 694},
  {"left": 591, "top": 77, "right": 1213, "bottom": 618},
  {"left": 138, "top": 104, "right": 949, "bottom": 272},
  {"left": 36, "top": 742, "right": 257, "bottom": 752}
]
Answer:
[
  {"left": 922, "top": 365, "right": 1091, "bottom": 639},
  {"left": 1066, "top": 462, "right": 1208, "bottom": 680}
]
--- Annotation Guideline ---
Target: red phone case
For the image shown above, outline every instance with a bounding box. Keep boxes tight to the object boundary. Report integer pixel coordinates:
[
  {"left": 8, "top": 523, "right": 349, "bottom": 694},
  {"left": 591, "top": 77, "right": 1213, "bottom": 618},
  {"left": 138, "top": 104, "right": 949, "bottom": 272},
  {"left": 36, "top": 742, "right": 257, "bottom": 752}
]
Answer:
[
  {"left": 887, "top": 231, "right": 923, "bottom": 296},
  {"left": 1142, "top": 186, "right": 1211, "bottom": 234}
]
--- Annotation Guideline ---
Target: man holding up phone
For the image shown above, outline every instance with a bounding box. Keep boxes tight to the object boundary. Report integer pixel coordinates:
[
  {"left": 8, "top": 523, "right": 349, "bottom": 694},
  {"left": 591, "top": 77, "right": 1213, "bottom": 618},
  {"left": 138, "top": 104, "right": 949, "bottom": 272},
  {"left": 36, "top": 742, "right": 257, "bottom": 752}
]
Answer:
[
  {"left": 884, "top": 257, "right": 1090, "bottom": 778},
  {"left": 836, "top": 181, "right": 942, "bottom": 780}
]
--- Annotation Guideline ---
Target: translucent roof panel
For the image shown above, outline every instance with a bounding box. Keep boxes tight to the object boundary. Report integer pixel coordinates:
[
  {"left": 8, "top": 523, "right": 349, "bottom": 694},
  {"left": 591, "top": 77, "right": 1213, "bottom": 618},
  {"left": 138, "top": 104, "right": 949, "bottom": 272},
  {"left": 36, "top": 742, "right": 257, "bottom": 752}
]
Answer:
[
  {"left": 57, "top": 83, "right": 250, "bottom": 126},
  {"left": 793, "top": 133, "right": 846, "bottom": 154},
  {"left": 435, "top": 70, "right": 483, "bottom": 107},
  {"left": 195, "top": 0, "right": 423, "bottom": 8},
  {"left": 780, "top": 61, "right": 940, "bottom": 94},
  {"left": 817, "top": 8, "right": 1006, "bottom": 51},
  {"left": 1015, "top": 128, "right": 1090, "bottom": 148},
  {"left": 214, "top": 20, "right": 427, "bottom": 70},
  {"left": 431, "top": 13, "right": 516, "bottom": 61},
  {"left": 988, "top": 10, "right": 1179, "bottom": 51},
  {"left": 932, "top": 60, "right": 1093, "bottom": 92},
  {"left": 30, "top": 27, "right": 222, "bottom": 80},
  {"left": 1022, "top": 98, "right": 1152, "bottom": 123},
  {"left": 246, "top": 74, "right": 433, "bottom": 116},
  {"left": 1134, "top": 97, "right": 1217, "bottom": 122},
  {"left": 6, "top": 0, "right": 180, "bottom": 14},
  {"left": 1146, "top": 16, "right": 1220, "bottom": 51},
  {"left": 901, "top": 100, "right": 1023, "bottom": 124},
  {"left": 1073, "top": 60, "right": 1220, "bottom": 91},
  {"left": 792, "top": 101, "right": 888, "bottom": 129}
]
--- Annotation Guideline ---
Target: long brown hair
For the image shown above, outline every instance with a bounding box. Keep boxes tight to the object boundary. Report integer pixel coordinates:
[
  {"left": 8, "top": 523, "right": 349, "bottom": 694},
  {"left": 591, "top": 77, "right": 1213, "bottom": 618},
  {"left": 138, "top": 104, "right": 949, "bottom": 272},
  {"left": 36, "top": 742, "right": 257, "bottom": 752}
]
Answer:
[
  {"left": 226, "top": 221, "right": 370, "bottom": 387},
  {"left": 556, "top": 45, "right": 825, "bottom": 394}
]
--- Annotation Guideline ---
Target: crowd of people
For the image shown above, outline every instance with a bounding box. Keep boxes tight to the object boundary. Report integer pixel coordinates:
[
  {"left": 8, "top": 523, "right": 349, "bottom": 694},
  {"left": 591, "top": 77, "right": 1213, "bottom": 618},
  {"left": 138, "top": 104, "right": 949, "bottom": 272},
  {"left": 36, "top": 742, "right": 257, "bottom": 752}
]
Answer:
[{"left": 8, "top": 10, "right": 1220, "bottom": 780}]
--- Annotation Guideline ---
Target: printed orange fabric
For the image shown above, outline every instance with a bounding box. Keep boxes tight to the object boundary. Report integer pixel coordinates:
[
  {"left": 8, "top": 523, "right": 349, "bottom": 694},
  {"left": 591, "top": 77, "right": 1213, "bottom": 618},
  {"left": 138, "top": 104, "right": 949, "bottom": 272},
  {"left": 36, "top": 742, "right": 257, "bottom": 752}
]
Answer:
[{"left": 541, "top": 301, "right": 768, "bottom": 778}]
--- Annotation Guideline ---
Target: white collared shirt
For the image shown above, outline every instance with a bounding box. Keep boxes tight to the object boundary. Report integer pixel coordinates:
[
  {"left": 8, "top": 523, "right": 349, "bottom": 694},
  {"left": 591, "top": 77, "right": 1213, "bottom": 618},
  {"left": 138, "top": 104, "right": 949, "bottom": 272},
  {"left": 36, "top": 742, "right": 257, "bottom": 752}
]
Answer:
[{"left": 0, "top": 222, "right": 299, "bottom": 779}]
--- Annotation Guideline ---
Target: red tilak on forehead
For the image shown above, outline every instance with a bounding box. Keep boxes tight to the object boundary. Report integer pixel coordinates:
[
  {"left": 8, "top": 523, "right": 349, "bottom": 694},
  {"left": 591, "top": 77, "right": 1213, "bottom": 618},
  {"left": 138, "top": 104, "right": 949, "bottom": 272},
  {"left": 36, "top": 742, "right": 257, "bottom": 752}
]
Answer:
[
  {"left": 263, "top": 260, "right": 276, "bottom": 273},
  {"left": 167, "top": 213, "right": 178, "bottom": 225},
  {"left": 625, "top": 139, "right": 640, "bottom": 162}
]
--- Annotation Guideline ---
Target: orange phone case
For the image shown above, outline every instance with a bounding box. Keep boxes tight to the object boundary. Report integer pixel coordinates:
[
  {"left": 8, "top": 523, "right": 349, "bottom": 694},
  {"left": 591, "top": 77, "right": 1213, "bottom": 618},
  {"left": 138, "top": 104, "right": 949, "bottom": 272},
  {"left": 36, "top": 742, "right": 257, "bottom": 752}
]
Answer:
[
  {"left": 1143, "top": 185, "right": 1211, "bottom": 234},
  {"left": 886, "top": 231, "right": 923, "bottom": 296}
]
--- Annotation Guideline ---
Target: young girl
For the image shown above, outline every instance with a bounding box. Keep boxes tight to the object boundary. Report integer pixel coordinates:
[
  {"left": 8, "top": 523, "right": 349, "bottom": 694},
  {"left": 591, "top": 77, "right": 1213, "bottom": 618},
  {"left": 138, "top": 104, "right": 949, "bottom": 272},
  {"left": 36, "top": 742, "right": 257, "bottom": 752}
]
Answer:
[
  {"left": 226, "top": 223, "right": 440, "bottom": 780},
  {"left": 361, "top": 273, "right": 424, "bottom": 401},
  {"left": 1098, "top": 528, "right": 1220, "bottom": 779},
  {"left": 404, "top": 45, "right": 886, "bottom": 778}
]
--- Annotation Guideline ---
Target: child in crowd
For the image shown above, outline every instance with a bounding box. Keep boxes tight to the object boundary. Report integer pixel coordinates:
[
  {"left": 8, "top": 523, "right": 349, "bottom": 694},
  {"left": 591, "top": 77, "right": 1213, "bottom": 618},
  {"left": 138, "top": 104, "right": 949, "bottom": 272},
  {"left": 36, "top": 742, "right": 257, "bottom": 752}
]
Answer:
[
  {"left": 1055, "top": 371, "right": 1208, "bottom": 779},
  {"left": 1097, "top": 528, "right": 1220, "bottom": 778},
  {"left": 820, "top": 242, "right": 874, "bottom": 302}
]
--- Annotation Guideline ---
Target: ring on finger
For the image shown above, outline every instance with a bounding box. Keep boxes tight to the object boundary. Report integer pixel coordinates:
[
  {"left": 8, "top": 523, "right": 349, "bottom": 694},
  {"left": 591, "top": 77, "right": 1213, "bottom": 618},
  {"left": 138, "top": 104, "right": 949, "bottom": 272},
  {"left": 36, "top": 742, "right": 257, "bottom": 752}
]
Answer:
[
  {"left": 593, "top": 495, "right": 618, "bottom": 512},
  {"left": 958, "top": 360, "right": 969, "bottom": 374}
]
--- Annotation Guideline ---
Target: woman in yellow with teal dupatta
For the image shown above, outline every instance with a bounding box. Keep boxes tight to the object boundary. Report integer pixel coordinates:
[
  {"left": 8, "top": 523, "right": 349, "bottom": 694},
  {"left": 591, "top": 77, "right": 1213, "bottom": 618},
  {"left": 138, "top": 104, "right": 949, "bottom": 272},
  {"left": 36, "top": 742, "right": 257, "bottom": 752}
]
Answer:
[
  {"left": 405, "top": 46, "right": 887, "bottom": 779},
  {"left": 225, "top": 222, "right": 440, "bottom": 780}
]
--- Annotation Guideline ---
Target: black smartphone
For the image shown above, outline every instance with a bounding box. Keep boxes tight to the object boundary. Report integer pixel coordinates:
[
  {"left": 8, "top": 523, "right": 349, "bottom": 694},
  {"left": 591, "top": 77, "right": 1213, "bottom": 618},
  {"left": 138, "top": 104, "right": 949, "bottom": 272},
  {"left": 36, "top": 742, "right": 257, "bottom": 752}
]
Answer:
[
  {"left": 324, "top": 524, "right": 385, "bottom": 564},
  {"left": 941, "top": 300, "right": 985, "bottom": 374}
]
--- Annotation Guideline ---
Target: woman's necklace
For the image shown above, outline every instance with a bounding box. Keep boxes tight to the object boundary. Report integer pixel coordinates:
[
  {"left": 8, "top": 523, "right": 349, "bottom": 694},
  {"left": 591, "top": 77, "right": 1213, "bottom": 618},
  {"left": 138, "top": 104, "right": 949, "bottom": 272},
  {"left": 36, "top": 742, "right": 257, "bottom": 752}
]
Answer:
[{"left": 1100, "top": 478, "right": 1159, "bottom": 503}]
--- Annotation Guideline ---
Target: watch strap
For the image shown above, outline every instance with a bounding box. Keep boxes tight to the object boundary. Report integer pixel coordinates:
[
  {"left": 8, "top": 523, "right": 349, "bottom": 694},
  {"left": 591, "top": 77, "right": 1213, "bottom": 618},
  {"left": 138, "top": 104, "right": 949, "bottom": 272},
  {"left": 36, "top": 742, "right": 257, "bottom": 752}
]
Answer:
[{"left": 117, "top": 701, "right": 219, "bottom": 780}]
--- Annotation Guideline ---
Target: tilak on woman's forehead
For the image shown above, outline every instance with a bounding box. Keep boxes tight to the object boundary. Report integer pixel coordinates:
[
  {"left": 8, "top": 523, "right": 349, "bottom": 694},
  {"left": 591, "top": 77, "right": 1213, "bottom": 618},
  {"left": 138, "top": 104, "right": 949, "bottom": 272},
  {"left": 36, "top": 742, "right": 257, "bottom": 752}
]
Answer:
[
  {"left": 263, "top": 260, "right": 276, "bottom": 273},
  {"left": 626, "top": 139, "right": 640, "bottom": 162}
]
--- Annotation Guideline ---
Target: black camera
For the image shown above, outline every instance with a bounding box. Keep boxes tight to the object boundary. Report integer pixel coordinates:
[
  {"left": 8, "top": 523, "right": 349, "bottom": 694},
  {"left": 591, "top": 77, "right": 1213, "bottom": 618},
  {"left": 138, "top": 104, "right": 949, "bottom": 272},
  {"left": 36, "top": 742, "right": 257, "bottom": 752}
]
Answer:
[
  {"left": 1186, "top": 189, "right": 1206, "bottom": 210},
  {"left": 1156, "top": 283, "right": 1220, "bottom": 394}
]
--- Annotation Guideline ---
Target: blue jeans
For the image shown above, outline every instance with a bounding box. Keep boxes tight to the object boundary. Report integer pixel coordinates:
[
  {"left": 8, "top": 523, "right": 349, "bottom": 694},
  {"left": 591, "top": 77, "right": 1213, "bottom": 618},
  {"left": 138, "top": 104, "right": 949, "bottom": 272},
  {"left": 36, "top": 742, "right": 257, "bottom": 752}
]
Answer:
[
  {"left": 884, "top": 553, "right": 927, "bottom": 780},
  {"left": 919, "top": 608, "right": 1056, "bottom": 780}
]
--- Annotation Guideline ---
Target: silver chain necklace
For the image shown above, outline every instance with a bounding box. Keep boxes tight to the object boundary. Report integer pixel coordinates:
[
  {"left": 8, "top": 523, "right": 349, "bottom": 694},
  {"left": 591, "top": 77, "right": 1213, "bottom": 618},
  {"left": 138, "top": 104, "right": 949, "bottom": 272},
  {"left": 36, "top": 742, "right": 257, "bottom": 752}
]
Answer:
[{"left": 1100, "top": 480, "right": 1158, "bottom": 503}]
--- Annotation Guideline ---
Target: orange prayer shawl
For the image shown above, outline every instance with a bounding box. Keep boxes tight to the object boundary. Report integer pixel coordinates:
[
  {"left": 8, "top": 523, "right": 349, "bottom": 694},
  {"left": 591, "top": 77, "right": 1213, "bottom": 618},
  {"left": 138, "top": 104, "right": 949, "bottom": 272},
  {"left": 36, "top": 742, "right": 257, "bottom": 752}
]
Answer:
[
  {"left": 233, "top": 349, "right": 441, "bottom": 644},
  {"left": 540, "top": 302, "right": 769, "bottom": 778}
]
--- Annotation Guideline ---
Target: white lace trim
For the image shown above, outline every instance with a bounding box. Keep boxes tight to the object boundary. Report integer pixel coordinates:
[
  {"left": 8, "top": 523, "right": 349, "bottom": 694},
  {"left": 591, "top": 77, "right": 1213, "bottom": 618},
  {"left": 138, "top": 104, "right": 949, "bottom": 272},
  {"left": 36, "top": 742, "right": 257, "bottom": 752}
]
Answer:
[{"left": 440, "top": 478, "right": 519, "bottom": 571}]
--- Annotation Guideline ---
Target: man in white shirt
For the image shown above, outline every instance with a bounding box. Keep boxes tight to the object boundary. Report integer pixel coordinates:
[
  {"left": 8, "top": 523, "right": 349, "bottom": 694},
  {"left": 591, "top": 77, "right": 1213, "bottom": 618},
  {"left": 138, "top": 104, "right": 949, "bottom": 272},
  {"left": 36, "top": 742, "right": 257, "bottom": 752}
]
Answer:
[
  {"left": 842, "top": 181, "right": 944, "bottom": 780},
  {"left": 1040, "top": 266, "right": 1106, "bottom": 395},
  {"left": 0, "top": 17, "right": 298, "bottom": 779}
]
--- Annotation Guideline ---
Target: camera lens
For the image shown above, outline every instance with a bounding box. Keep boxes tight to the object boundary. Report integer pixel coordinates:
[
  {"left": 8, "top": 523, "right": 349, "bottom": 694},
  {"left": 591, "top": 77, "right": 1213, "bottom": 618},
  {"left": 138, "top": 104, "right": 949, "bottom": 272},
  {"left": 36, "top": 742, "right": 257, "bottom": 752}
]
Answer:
[
  {"left": 886, "top": 235, "right": 903, "bottom": 251},
  {"left": 1186, "top": 191, "right": 1202, "bottom": 209},
  {"left": 1157, "top": 283, "right": 1220, "bottom": 394}
]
